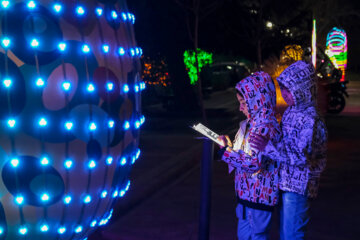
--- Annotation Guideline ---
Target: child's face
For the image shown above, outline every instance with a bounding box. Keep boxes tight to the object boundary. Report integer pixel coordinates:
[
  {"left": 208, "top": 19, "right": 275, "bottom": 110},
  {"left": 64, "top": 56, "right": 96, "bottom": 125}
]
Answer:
[
  {"left": 279, "top": 85, "right": 295, "bottom": 106},
  {"left": 236, "top": 93, "right": 249, "bottom": 118}
]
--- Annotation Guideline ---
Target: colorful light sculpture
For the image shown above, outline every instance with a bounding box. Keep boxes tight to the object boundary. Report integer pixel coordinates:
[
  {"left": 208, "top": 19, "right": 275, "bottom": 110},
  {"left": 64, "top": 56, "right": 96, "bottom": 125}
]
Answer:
[
  {"left": 184, "top": 48, "right": 213, "bottom": 85},
  {"left": 312, "top": 19, "right": 317, "bottom": 69},
  {"left": 325, "top": 27, "right": 348, "bottom": 82},
  {"left": 0, "top": 1, "right": 144, "bottom": 239}
]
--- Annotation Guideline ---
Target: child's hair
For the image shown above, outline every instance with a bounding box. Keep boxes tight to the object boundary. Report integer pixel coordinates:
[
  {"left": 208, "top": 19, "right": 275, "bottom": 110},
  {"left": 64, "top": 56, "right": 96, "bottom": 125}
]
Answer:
[{"left": 236, "top": 89, "right": 244, "bottom": 98}]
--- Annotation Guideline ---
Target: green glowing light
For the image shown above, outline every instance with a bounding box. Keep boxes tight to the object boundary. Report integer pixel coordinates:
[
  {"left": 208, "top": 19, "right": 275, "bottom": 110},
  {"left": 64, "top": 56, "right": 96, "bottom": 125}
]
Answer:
[{"left": 184, "top": 48, "right": 213, "bottom": 85}]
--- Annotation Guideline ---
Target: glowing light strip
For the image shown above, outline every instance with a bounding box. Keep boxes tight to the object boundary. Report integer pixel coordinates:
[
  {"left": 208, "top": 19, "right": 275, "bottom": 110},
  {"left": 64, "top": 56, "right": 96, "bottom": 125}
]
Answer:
[{"left": 311, "top": 19, "right": 316, "bottom": 68}]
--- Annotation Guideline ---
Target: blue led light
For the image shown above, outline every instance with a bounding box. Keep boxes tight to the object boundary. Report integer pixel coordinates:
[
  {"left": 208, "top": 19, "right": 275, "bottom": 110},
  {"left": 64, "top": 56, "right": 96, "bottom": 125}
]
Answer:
[
  {"left": 7, "top": 118, "right": 16, "bottom": 128},
  {"left": 40, "top": 157, "right": 49, "bottom": 166},
  {"left": 135, "top": 120, "right": 141, "bottom": 129},
  {"left": 41, "top": 193, "right": 50, "bottom": 202},
  {"left": 40, "top": 224, "right": 49, "bottom": 232},
  {"left": 95, "top": 7, "right": 103, "bottom": 16},
  {"left": 1, "top": 1, "right": 10, "bottom": 9},
  {"left": 89, "top": 122, "right": 97, "bottom": 131},
  {"left": 121, "top": 12, "right": 127, "bottom": 21},
  {"left": 140, "top": 115, "right": 145, "bottom": 124},
  {"left": 111, "top": 10, "right": 118, "bottom": 19},
  {"left": 19, "top": 226, "right": 28, "bottom": 235},
  {"left": 135, "top": 47, "right": 140, "bottom": 56},
  {"left": 120, "top": 157, "right": 126, "bottom": 166},
  {"left": 64, "top": 195, "right": 72, "bottom": 204},
  {"left": 53, "top": 3, "right": 62, "bottom": 13},
  {"left": 101, "top": 190, "right": 108, "bottom": 198},
  {"left": 118, "top": 47, "right": 125, "bottom": 56},
  {"left": 134, "top": 84, "right": 139, "bottom": 92},
  {"left": 106, "top": 157, "right": 113, "bottom": 165},
  {"left": 102, "top": 44, "right": 110, "bottom": 53},
  {"left": 123, "top": 84, "right": 129, "bottom": 93},
  {"left": 106, "top": 82, "right": 114, "bottom": 91},
  {"left": 120, "top": 190, "right": 126, "bottom": 197},
  {"left": 131, "top": 156, "right": 136, "bottom": 164},
  {"left": 3, "top": 78, "right": 12, "bottom": 88},
  {"left": 90, "top": 220, "right": 97, "bottom": 227},
  {"left": 58, "top": 227, "right": 66, "bottom": 234},
  {"left": 15, "top": 195, "right": 24, "bottom": 205},
  {"left": 123, "top": 121, "right": 130, "bottom": 130},
  {"left": 130, "top": 48, "right": 135, "bottom": 57},
  {"left": 75, "top": 226, "right": 83, "bottom": 233},
  {"left": 58, "top": 42, "right": 66, "bottom": 51},
  {"left": 83, "top": 195, "right": 91, "bottom": 204},
  {"left": 126, "top": 181, "right": 131, "bottom": 191},
  {"left": 0, "top": 227, "right": 4, "bottom": 235},
  {"left": 87, "top": 83, "right": 95, "bottom": 92},
  {"left": 62, "top": 81, "right": 71, "bottom": 91},
  {"left": 1, "top": 37, "right": 10, "bottom": 48},
  {"left": 108, "top": 120, "right": 115, "bottom": 128},
  {"left": 88, "top": 160, "right": 96, "bottom": 169},
  {"left": 10, "top": 158, "right": 19, "bottom": 168},
  {"left": 27, "top": 1, "right": 36, "bottom": 9},
  {"left": 39, "top": 118, "right": 47, "bottom": 127},
  {"left": 112, "top": 190, "right": 118, "bottom": 198},
  {"left": 76, "top": 6, "right": 85, "bottom": 15},
  {"left": 64, "top": 159, "right": 73, "bottom": 169},
  {"left": 127, "top": 13, "right": 132, "bottom": 20},
  {"left": 65, "top": 121, "right": 73, "bottom": 131},
  {"left": 30, "top": 38, "right": 39, "bottom": 48},
  {"left": 82, "top": 44, "right": 90, "bottom": 53},
  {"left": 136, "top": 149, "right": 141, "bottom": 159},
  {"left": 36, "top": 77, "right": 45, "bottom": 87}
]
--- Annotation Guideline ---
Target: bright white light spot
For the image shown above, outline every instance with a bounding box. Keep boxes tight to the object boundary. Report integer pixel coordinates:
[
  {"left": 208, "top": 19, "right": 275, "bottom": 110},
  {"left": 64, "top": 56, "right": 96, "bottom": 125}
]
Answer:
[
  {"left": 41, "top": 193, "right": 50, "bottom": 201},
  {"left": 134, "top": 84, "right": 139, "bottom": 92},
  {"left": 53, "top": 3, "right": 62, "bottom": 13},
  {"left": 7, "top": 119, "right": 16, "bottom": 128},
  {"left": 0, "top": 227, "right": 4, "bottom": 235},
  {"left": 27, "top": 1, "right": 36, "bottom": 9},
  {"left": 130, "top": 48, "right": 135, "bottom": 56},
  {"left": 15, "top": 195, "right": 24, "bottom": 205},
  {"left": 106, "top": 157, "right": 113, "bottom": 165},
  {"left": 40, "top": 224, "right": 49, "bottom": 232},
  {"left": 90, "top": 220, "right": 97, "bottom": 227},
  {"left": 39, "top": 118, "right": 47, "bottom": 127},
  {"left": 108, "top": 120, "right": 115, "bottom": 128},
  {"left": 1, "top": 37, "right": 10, "bottom": 48},
  {"left": 64, "top": 159, "right": 73, "bottom": 169},
  {"left": 64, "top": 195, "right": 72, "bottom": 204},
  {"left": 120, "top": 190, "right": 126, "bottom": 197},
  {"left": 123, "top": 84, "right": 129, "bottom": 93},
  {"left": 96, "top": 7, "right": 103, "bottom": 16},
  {"left": 266, "top": 21, "right": 273, "bottom": 29},
  {"left": 87, "top": 83, "right": 95, "bottom": 92},
  {"left": 101, "top": 190, "right": 107, "bottom": 198},
  {"left": 65, "top": 121, "right": 73, "bottom": 130},
  {"left": 62, "top": 81, "right": 71, "bottom": 91},
  {"left": 118, "top": 47, "right": 125, "bottom": 56},
  {"left": 111, "top": 10, "right": 118, "bottom": 19},
  {"left": 19, "top": 227, "right": 27, "bottom": 235},
  {"left": 121, "top": 13, "right": 127, "bottom": 21},
  {"left": 89, "top": 122, "right": 96, "bottom": 131},
  {"left": 3, "top": 78, "right": 12, "bottom": 88},
  {"left": 123, "top": 121, "right": 130, "bottom": 130},
  {"left": 76, "top": 6, "right": 85, "bottom": 15},
  {"left": 41, "top": 157, "right": 49, "bottom": 166},
  {"left": 112, "top": 190, "right": 118, "bottom": 198},
  {"left": 120, "top": 157, "right": 126, "bottom": 166},
  {"left": 135, "top": 120, "right": 141, "bottom": 129},
  {"left": 82, "top": 44, "right": 90, "bottom": 53},
  {"left": 30, "top": 38, "right": 39, "bottom": 48},
  {"left": 58, "top": 227, "right": 66, "bottom": 234},
  {"left": 107, "top": 82, "right": 114, "bottom": 91},
  {"left": 36, "top": 77, "right": 45, "bottom": 87},
  {"left": 10, "top": 158, "right": 19, "bottom": 167},
  {"left": 84, "top": 195, "right": 91, "bottom": 204},
  {"left": 102, "top": 44, "right": 109, "bottom": 53},
  {"left": 88, "top": 160, "right": 96, "bottom": 169},
  {"left": 58, "top": 42, "right": 66, "bottom": 51},
  {"left": 1, "top": 1, "right": 10, "bottom": 9},
  {"left": 75, "top": 226, "right": 82, "bottom": 233}
]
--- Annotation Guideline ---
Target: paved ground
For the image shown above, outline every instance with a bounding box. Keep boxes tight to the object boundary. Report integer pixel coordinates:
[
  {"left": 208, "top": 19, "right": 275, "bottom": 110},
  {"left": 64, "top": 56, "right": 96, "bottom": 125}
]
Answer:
[{"left": 89, "top": 78, "right": 360, "bottom": 240}]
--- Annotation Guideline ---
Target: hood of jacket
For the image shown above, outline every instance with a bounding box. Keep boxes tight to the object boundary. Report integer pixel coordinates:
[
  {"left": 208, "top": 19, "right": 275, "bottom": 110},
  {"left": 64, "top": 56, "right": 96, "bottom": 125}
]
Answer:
[{"left": 276, "top": 60, "right": 316, "bottom": 109}]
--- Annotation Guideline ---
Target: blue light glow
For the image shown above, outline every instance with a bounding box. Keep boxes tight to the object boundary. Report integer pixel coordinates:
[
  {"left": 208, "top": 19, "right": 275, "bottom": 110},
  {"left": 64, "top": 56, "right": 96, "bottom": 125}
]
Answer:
[
  {"left": 3, "top": 78, "right": 12, "bottom": 88},
  {"left": 123, "top": 121, "right": 130, "bottom": 130},
  {"left": 7, "top": 119, "right": 16, "bottom": 128},
  {"left": 19, "top": 227, "right": 28, "bottom": 235},
  {"left": 40, "top": 224, "right": 49, "bottom": 232},
  {"left": 11, "top": 158, "right": 19, "bottom": 168},
  {"left": 130, "top": 48, "right": 135, "bottom": 57},
  {"left": 82, "top": 44, "right": 90, "bottom": 53},
  {"left": 76, "top": 6, "right": 85, "bottom": 15},
  {"left": 126, "top": 181, "right": 131, "bottom": 191},
  {"left": 40, "top": 157, "right": 49, "bottom": 166},
  {"left": 101, "top": 190, "right": 108, "bottom": 198},
  {"left": 58, "top": 42, "right": 66, "bottom": 51},
  {"left": 90, "top": 220, "right": 97, "bottom": 227},
  {"left": 106, "top": 157, "right": 113, "bottom": 165},
  {"left": 134, "top": 84, "right": 139, "bottom": 92},
  {"left": 108, "top": 120, "right": 115, "bottom": 128},
  {"left": 96, "top": 7, "right": 103, "bottom": 16},
  {"left": 53, "top": 3, "right": 62, "bottom": 13},
  {"left": 75, "top": 226, "right": 83, "bottom": 233},
  {"left": 88, "top": 160, "right": 96, "bottom": 169},
  {"left": 140, "top": 115, "right": 145, "bottom": 124},
  {"left": 87, "top": 83, "right": 95, "bottom": 92},
  {"left": 15, "top": 195, "right": 24, "bottom": 205},
  {"left": 132, "top": 156, "right": 136, "bottom": 164},
  {"left": 118, "top": 47, "right": 125, "bottom": 56},
  {"left": 58, "top": 227, "right": 66, "bottom": 234},
  {"left": 1, "top": 1, "right": 10, "bottom": 9},
  {"left": 27, "top": 1, "right": 36, "bottom": 9},
  {"left": 123, "top": 84, "right": 129, "bottom": 93},
  {"left": 39, "top": 118, "right": 47, "bottom": 127},
  {"left": 120, "top": 157, "right": 126, "bottom": 166},
  {"left": 65, "top": 121, "right": 73, "bottom": 131},
  {"left": 41, "top": 193, "right": 50, "bottom": 202},
  {"left": 140, "top": 82, "right": 146, "bottom": 90},
  {"left": 112, "top": 190, "right": 118, "bottom": 198},
  {"left": 64, "top": 195, "right": 72, "bottom": 204},
  {"left": 102, "top": 44, "right": 110, "bottom": 53},
  {"left": 121, "top": 12, "right": 127, "bottom": 21},
  {"left": 135, "top": 47, "right": 140, "bottom": 55},
  {"left": 64, "top": 159, "right": 73, "bottom": 169},
  {"left": 1, "top": 37, "right": 10, "bottom": 48},
  {"left": 36, "top": 77, "right": 45, "bottom": 87},
  {"left": 30, "top": 38, "right": 39, "bottom": 48},
  {"left": 111, "top": 10, "right": 118, "bottom": 19},
  {"left": 106, "top": 82, "right": 114, "bottom": 91},
  {"left": 120, "top": 190, "right": 126, "bottom": 197},
  {"left": 84, "top": 195, "right": 91, "bottom": 204},
  {"left": 127, "top": 13, "right": 132, "bottom": 20},
  {"left": 89, "top": 122, "right": 97, "bottom": 131},
  {"left": 62, "top": 81, "right": 71, "bottom": 91},
  {"left": 0, "top": 227, "right": 4, "bottom": 235},
  {"left": 135, "top": 120, "right": 141, "bottom": 129},
  {"left": 136, "top": 149, "right": 141, "bottom": 159}
]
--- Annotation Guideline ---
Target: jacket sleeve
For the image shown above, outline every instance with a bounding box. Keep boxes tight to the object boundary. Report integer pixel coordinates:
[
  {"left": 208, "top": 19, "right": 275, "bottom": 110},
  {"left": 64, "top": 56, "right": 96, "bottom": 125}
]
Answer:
[{"left": 221, "top": 148, "right": 261, "bottom": 173}]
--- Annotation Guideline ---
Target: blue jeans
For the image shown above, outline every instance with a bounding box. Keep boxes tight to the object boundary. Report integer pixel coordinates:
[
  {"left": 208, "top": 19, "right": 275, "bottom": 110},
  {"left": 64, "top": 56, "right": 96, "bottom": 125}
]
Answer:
[
  {"left": 279, "top": 191, "right": 310, "bottom": 240},
  {"left": 236, "top": 204, "right": 272, "bottom": 240}
]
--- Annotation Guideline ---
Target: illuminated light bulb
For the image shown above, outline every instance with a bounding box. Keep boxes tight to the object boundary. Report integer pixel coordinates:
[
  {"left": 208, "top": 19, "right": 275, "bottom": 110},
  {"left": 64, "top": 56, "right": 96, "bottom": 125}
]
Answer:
[
  {"left": 64, "top": 159, "right": 73, "bottom": 169},
  {"left": 40, "top": 224, "right": 49, "bottom": 232},
  {"left": 118, "top": 47, "right": 125, "bottom": 56},
  {"left": 120, "top": 157, "right": 126, "bottom": 166},
  {"left": 27, "top": 1, "right": 36, "bottom": 9},
  {"left": 39, "top": 118, "right": 47, "bottom": 127},
  {"left": 106, "top": 157, "right": 113, "bottom": 165},
  {"left": 3, "top": 78, "right": 12, "bottom": 88},
  {"left": 40, "top": 157, "right": 49, "bottom": 166},
  {"left": 30, "top": 38, "right": 39, "bottom": 48},
  {"left": 123, "top": 84, "right": 129, "bottom": 93},
  {"left": 10, "top": 158, "right": 19, "bottom": 168},
  {"left": 111, "top": 10, "right": 118, "bottom": 19},
  {"left": 108, "top": 120, "right": 115, "bottom": 128},
  {"left": 58, "top": 42, "right": 66, "bottom": 51},
  {"left": 88, "top": 160, "right": 96, "bottom": 169},
  {"left": 53, "top": 3, "right": 62, "bottom": 13},
  {"left": 15, "top": 195, "right": 24, "bottom": 205},
  {"left": 121, "top": 12, "right": 127, "bottom": 21},
  {"left": 123, "top": 121, "right": 130, "bottom": 130},
  {"left": 7, "top": 119, "right": 16, "bottom": 128},
  {"left": 95, "top": 7, "right": 103, "bottom": 16},
  {"left": 62, "top": 81, "right": 71, "bottom": 91},
  {"left": 36, "top": 77, "right": 45, "bottom": 87},
  {"left": 89, "top": 122, "right": 96, "bottom": 131},
  {"left": 82, "top": 44, "right": 90, "bottom": 53},
  {"left": 0, "top": 227, "right": 4, "bottom": 235},
  {"left": 135, "top": 120, "right": 141, "bottom": 129},
  {"left": 75, "top": 226, "right": 83, "bottom": 233},
  {"left": 58, "top": 227, "right": 66, "bottom": 234},
  {"left": 90, "top": 220, "right": 97, "bottom": 227},
  {"left": 131, "top": 156, "right": 136, "bottom": 164},
  {"left": 112, "top": 190, "right": 118, "bottom": 198},
  {"left": 1, "top": 0, "right": 10, "bottom": 8},
  {"left": 126, "top": 180, "right": 131, "bottom": 191},
  {"left": 139, "top": 48, "right": 143, "bottom": 56},
  {"left": 101, "top": 190, "right": 107, "bottom": 198},
  {"left": 102, "top": 44, "right": 110, "bottom": 53},
  {"left": 130, "top": 48, "right": 135, "bottom": 57},
  {"left": 65, "top": 121, "right": 73, "bottom": 130},
  {"left": 1, "top": 37, "right": 10, "bottom": 48},
  {"left": 76, "top": 6, "right": 85, "bottom": 15},
  {"left": 64, "top": 195, "right": 72, "bottom": 204},
  {"left": 134, "top": 84, "right": 139, "bottom": 92},
  {"left": 140, "top": 115, "right": 145, "bottom": 124},
  {"left": 119, "top": 190, "right": 126, "bottom": 197},
  {"left": 87, "top": 83, "right": 95, "bottom": 92},
  {"left": 19, "top": 227, "right": 28, "bottom": 235},
  {"left": 132, "top": 14, "right": 136, "bottom": 24},
  {"left": 83, "top": 195, "right": 91, "bottom": 204},
  {"left": 127, "top": 13, "right": 132, "bottom": 20},
  {"left": 136, "top": 149, "right": 141, "bottom": 159},
  {"left": 41, "top": 193, "right": 50, "bottom": 202},
  {"left": 106, "top": 82, "right": 114, "bottom": 91},
  {"left": 135, "top": 47, "right": 140, "bottom": 56}
]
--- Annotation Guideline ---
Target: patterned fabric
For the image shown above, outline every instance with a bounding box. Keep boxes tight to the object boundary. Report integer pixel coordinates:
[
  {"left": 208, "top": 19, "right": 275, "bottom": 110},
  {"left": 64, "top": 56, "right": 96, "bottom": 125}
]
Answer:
[
  {"left": 266, "top": 61, "right": 328, "bottom": 198},
  {"left": 221, "top": 72, "right": 281, "bottom": 207}
]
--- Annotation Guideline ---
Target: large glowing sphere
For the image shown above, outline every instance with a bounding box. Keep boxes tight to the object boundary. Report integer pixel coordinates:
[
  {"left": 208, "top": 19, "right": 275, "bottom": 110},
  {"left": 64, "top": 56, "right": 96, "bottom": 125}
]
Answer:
[{"left": 0, "top": 0, "right": 144, "bottom": 239}]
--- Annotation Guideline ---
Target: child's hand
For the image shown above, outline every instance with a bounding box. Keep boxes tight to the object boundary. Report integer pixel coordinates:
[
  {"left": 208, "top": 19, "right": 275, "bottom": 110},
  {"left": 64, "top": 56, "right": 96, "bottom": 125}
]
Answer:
[
  {"left": 217, "top": 135, "right": 232, "bottom": 148},
  {"left": 249, "top": 133, "right": 269, "bottom": 152}
]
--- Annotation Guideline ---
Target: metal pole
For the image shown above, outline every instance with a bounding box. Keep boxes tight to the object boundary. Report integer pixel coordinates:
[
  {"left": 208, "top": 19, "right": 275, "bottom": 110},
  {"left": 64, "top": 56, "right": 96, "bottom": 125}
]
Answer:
[{"left": 198, "top": 138, "right": 214, "bottom": 240}]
